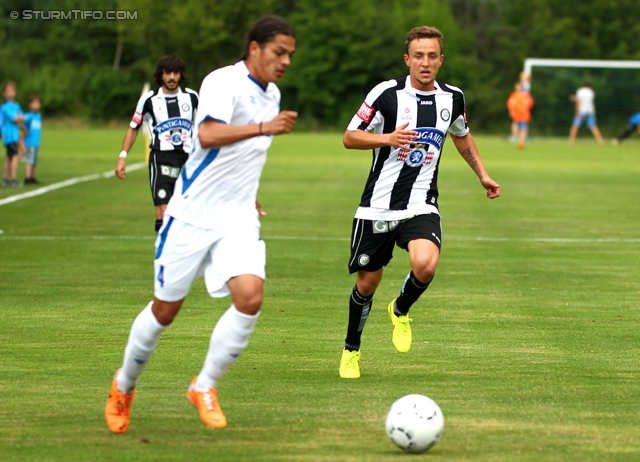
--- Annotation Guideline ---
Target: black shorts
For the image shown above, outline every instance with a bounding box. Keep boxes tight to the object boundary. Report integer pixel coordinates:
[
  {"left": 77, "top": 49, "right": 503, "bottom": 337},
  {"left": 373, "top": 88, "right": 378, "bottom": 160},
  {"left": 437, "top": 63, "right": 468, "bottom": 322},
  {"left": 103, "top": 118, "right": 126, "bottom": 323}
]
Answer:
[
  {"left": 5, "top": 143, "right": 18, "bottom": 158},
  {"left": 148, "top": 150, "right": 189, "bottom": 206},
  {"left": 348, "top": 214, "right": 442, "bottom": 274}
]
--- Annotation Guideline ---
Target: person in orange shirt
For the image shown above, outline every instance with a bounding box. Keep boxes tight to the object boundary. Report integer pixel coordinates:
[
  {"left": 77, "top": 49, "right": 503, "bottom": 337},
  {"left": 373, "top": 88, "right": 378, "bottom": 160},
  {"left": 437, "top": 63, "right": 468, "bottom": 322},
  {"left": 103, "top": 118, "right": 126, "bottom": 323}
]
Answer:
[{"left": 507, "top": 82, "right": 534, "bottom": 149}]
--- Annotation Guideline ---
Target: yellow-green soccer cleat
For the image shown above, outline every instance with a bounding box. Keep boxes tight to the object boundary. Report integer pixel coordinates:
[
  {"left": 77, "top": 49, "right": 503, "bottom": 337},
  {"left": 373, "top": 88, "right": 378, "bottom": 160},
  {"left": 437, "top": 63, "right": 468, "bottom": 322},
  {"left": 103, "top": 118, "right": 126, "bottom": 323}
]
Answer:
[
  {"left": 339, "top": 348, "right": 361, "bottom": 378},
  {"left": 388, "top": 299, "right": 413, "bottom": 353}
]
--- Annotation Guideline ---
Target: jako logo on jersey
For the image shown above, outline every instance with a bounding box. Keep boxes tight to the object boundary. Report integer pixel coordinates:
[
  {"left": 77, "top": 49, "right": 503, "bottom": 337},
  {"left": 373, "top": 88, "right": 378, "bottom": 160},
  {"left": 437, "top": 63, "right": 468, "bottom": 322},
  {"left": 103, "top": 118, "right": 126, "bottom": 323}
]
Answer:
[
  {"left": 356, "top": 101, "right": 374, "bottom": 123},
  {"left": 154, "top": 118, "right": 193, "bottom": 146},
  {"left": 420, "top": 100, "right": 433, "bottom": 105}
]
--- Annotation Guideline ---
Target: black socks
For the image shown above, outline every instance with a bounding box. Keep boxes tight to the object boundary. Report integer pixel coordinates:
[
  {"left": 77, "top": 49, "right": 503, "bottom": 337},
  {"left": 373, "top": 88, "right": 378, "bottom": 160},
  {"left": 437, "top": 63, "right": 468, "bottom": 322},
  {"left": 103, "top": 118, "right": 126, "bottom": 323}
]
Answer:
[
  {"left": 395, "top": 271, "right": 431, "bottom": 315},
  {"left": 344, "top": 286, "right": 373, "bottom": 351}
]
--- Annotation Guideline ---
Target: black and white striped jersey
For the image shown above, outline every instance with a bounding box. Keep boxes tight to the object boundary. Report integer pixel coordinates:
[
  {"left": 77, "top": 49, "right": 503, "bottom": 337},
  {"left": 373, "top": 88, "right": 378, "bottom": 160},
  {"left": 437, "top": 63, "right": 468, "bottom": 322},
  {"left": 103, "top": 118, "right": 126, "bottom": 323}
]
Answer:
[
  {"left": 346, "top": 76, "right": 469, "bottom": 221},
  {"left": 130, "top": 87, "right": 199, "bottom": 153}
]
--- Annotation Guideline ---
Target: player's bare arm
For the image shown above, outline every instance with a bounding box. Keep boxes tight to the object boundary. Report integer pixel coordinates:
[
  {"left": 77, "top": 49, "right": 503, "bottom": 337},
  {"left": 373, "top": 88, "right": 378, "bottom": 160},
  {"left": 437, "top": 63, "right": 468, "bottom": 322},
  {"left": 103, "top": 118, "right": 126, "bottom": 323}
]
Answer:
[
  {"left": 199, "top": 110, "right": 298, "bottom": 149},
  {"left": 115, "top": 126, "right": 139, "bottom": 179},
  {"left": 343, "top": 122, "right": 418, "bottom": 151},
  {"left": 450, "top": 132, "right": 500, "bottom": 199}
]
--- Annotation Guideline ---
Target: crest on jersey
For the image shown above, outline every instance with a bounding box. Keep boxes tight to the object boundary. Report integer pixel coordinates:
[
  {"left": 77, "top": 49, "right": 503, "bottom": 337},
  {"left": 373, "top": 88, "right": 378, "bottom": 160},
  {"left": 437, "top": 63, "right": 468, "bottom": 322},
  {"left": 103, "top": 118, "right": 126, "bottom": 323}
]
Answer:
[
  {"left": 405, "top": 148, "right": 426, "bottom": 167},
  {"left": 440, "top": 108, "right": 450, "bottom": 121},
  {"left": 397, "top": 127, "right": 444, "bottom": 167},
  {"left": 181, "top": 103, "right": 191, "bottom": 112},
  {"left": 170, "top": 130, "right": 183, "bottom": 145},
  {"left": 398, "top": 146, "right": 435, "bottom": 166}
]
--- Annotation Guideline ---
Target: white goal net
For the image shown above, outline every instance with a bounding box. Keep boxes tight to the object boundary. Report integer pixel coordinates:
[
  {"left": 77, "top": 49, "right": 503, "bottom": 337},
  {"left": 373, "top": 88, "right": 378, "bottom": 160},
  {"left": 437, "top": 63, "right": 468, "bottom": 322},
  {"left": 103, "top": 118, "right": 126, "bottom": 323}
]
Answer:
[{"left": 523, "top": 58, "right": 640, "bottom": 136}]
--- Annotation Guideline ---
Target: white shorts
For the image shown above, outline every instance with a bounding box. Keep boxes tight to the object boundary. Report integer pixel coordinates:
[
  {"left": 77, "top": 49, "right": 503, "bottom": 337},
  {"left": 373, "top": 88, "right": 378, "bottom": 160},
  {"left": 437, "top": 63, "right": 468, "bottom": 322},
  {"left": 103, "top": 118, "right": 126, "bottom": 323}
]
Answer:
[{"left": 153, "top": 216, "right": 266, "bottom": 302}]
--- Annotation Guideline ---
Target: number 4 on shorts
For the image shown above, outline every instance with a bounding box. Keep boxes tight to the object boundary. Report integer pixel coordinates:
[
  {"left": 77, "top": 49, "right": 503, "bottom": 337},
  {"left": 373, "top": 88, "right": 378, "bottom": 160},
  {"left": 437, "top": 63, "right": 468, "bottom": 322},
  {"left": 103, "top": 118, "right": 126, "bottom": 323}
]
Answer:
[{"left": 157, "top": 265, "right": 165, "bottom": 287}]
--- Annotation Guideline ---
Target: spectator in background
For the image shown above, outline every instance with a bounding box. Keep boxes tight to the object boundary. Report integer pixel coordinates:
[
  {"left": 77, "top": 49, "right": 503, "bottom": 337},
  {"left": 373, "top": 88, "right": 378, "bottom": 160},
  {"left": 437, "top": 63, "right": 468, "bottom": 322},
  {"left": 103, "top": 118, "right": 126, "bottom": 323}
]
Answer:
[
  {"left": 23, "top": 95, "right": 42, "bottom": 185},
  {"left": 1, "top": 82, "right": 25, "bottom": 187},
  {"left": 520, "top": 71, "right": 531, "bottom": 93},
  {"left": 611, "top": 112, "right": 640, "bottom": 145},
  {"left": 507, "top": 82, "right": 534, "bottom": 149},
  {"left": 568, "top": 81, "right": 604, "bottom": 145}
]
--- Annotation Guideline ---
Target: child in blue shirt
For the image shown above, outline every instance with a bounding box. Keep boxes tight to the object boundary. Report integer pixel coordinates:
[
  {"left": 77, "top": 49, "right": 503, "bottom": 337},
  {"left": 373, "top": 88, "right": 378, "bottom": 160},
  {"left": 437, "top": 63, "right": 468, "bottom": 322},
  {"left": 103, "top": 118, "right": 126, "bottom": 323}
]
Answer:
[
  {"left": 1, "top": 82, "right": 25, "bottom": 187},
  {"left": 23, "top": 95, "right": 42, "bottom": 185},
  {"left": 612, "top": 112, "right": 640, "bottom": 145}
]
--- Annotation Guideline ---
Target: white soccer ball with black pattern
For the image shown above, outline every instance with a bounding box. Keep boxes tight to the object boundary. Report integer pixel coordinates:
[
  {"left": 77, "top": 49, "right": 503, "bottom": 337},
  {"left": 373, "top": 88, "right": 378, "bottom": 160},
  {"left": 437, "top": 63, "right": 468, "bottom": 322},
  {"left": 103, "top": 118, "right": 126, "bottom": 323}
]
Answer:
[{"left": 385, "top": 394, "right": 444, "bottom": 453}]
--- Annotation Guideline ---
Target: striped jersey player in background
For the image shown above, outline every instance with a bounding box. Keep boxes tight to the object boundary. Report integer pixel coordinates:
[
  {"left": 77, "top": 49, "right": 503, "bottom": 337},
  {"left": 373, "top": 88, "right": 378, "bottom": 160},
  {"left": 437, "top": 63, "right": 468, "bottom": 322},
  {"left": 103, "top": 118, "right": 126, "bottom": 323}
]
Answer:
[
  {"left": 115, "top": 54, "right": 198, "bottom": 233},
  {"left": 339, "top": 25, "right": 500, "bottom": 378}
]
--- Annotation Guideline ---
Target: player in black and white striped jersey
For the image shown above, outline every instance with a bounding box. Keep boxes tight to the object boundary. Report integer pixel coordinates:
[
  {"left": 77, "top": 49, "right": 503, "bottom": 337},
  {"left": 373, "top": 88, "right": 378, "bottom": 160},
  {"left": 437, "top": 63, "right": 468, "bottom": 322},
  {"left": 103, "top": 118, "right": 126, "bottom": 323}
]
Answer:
[
  {"left": 115, "top": 54, "right": 198, "bottom": 232},
  {"left": 339, "top": 26, "right": 500, "bottom": 379}
]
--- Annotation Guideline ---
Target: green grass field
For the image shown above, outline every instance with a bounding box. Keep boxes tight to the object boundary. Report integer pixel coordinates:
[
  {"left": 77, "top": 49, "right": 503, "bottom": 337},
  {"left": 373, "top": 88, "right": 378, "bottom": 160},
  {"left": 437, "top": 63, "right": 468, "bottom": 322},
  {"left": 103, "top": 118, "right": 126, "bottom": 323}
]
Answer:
[{"left": 1, "top": 128, "right": 639, "bottom": 461}]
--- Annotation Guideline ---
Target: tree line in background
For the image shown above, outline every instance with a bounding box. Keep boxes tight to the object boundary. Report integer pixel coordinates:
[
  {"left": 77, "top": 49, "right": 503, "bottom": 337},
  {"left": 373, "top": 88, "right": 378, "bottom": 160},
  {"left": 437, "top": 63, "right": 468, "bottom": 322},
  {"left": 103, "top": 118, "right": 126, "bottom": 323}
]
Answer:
[{"left": 1, "top": 0, "right": 639, "bottom": 133}]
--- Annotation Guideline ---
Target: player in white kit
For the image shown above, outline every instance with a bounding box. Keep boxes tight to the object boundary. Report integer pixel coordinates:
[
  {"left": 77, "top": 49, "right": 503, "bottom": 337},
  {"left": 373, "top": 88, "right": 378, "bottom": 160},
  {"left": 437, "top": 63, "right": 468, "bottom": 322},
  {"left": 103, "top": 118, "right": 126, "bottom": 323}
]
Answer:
[{"left": 105, "top": 15, "right": 298, "bottom": 433}]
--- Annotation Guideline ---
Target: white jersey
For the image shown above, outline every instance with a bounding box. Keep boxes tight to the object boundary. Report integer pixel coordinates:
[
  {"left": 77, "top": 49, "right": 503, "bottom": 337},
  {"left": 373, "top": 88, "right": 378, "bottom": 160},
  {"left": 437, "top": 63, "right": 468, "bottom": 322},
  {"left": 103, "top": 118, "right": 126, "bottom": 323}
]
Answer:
[
  {"left": 575, "top": 86, "right": 595, "bottom": 115},
  {"left": 347, "top": 77, "right": 468, "bottom": 221},
  {"left": 164, "top": 61, "right": 281, "bottom": 229}
]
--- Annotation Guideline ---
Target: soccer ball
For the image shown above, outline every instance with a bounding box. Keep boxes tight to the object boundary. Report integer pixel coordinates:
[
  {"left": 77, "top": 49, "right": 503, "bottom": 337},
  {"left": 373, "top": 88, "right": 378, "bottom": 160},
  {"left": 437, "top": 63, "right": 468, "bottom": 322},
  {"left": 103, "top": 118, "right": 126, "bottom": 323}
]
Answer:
[{"left": 385, "top": 394, "right": 444, "bottom": 453}]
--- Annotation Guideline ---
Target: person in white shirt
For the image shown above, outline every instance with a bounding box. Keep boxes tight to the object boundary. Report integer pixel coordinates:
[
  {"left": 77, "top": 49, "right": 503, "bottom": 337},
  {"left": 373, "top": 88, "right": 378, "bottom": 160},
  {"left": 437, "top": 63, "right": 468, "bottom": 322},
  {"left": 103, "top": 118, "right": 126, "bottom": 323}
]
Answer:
[
  {"left": 568, "top": 81, "right": 604, "bottom": 145},
  {"left": 105, "top": 15, "right": 298, "bottom": 434}
]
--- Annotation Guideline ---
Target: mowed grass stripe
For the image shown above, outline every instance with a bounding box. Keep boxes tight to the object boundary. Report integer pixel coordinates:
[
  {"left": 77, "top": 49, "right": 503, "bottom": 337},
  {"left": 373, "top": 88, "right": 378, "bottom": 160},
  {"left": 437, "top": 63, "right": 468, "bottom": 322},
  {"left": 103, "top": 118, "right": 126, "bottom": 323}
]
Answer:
[
  {"left": 2, "top": 235, "right": 640, "bottom": 243},
  {"left": 0, "top": 129, "right": 639, "bottom": 461}
]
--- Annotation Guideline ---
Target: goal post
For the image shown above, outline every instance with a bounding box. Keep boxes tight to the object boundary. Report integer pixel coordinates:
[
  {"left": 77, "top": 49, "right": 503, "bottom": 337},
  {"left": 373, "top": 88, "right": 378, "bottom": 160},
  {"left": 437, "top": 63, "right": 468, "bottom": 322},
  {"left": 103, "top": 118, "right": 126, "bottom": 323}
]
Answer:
[
  {"left": 523, "top": 58, "right": 640, "bottom": 137},
  {"left": 523, "top": 58, "right": 640, "bottom": 76}
]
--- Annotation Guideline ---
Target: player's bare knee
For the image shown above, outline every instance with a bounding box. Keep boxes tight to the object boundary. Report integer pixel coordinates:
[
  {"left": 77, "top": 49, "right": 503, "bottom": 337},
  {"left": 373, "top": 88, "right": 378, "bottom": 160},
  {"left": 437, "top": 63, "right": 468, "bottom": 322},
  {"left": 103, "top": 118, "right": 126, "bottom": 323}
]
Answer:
[
  {"left": 152, "top": 299, "right": 183, "bottom": 326},
  {"left": 357, "top": 280, "right": 378, "bottom": 296},
  {"left": 235, "top": 293, "right": 262, "bottom": 315},
  {"left": 356, "top": 271, "right": 382, "bottom": 296},
  {"left": 413, "top": 262, "right": 437, "bottom": 284}
]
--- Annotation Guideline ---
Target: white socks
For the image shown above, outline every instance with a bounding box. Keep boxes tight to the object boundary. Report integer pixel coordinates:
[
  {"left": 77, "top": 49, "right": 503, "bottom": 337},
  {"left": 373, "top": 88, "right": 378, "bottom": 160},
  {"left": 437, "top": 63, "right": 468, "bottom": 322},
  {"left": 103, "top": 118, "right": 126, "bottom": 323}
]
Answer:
[
  {"left": 117, "top": 301, "right": 167, "bottom": 393},
  {"left": 115, "top": 303, "right": 258, "bottom": 393},
  {"left": 194, "top": 305, "right": 260, "bottom": 391}
]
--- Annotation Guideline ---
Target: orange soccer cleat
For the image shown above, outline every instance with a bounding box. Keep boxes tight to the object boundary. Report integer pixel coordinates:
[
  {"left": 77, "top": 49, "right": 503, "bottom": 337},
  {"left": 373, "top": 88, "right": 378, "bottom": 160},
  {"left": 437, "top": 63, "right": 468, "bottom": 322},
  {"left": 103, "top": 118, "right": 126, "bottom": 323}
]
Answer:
[
  {"left": 105, "top": 369, "right": 135, "bottom": 434},
  {"left": 186, "top": 377, "right": 228, "bottom": 429}
]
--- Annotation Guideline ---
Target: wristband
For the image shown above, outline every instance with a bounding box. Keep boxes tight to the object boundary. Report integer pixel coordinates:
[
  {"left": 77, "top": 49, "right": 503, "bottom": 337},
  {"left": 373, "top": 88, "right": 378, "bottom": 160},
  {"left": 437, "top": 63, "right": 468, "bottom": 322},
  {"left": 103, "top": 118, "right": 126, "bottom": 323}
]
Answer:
[{"left": 119, "top": 150, "right": 128, "bottom": 159}]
